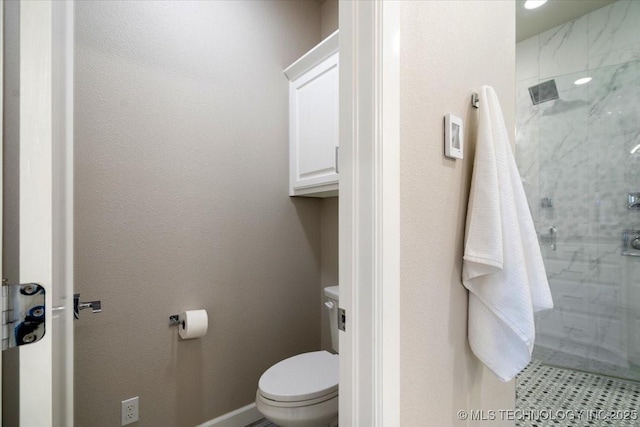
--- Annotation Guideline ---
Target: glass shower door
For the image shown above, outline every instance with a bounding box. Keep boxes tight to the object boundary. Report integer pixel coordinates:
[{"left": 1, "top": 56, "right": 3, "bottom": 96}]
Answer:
[{"left": 517, "top": 55, "right": 640, "bottom": 381}]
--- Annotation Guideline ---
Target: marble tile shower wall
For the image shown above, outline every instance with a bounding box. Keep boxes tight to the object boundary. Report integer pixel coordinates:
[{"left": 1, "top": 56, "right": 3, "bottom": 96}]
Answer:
[{"left": 516, "top": 0, "right": 640, "bottom": 376}]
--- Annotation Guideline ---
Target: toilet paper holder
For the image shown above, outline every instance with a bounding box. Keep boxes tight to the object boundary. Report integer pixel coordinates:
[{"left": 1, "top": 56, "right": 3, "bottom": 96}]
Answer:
[
  {"left": 169, "top": 314, "right": 182, "bottom": 326},
  {"left": 169, "top": 310, "right": 209, "bottom": 340}
]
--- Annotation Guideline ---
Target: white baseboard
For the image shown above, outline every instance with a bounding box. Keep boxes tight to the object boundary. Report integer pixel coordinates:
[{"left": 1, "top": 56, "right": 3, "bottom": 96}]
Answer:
[{"left": 197, "top": 403, "right": 263, "bottom": 427}]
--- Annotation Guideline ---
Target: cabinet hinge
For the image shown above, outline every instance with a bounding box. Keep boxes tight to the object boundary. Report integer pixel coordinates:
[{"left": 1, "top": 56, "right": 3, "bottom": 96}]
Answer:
[
  {"left": 2, "top": 280, "right": 46, "bottom": 351},
  {"left": 335, "top": 146, "right": 340, "bottom": 174}
]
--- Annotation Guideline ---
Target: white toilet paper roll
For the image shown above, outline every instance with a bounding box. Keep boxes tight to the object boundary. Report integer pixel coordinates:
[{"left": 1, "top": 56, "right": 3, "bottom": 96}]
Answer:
[{"left": 179, "top": 309, "right": 208, "bottom": 340}]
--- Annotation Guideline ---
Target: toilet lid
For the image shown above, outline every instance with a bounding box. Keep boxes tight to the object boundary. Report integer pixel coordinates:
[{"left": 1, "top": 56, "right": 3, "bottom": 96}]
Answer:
[{"left": 258, "top": 351, "right": 338, "bottom": 402}]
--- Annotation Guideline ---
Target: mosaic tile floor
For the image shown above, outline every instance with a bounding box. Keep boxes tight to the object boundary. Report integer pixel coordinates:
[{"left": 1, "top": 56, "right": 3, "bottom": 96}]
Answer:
[
  {"left": 516, "top": 359, "right": 640, "bottom": 427},
  {"left": 246, "top": 419, "right": 276, "bottom": 427},
  {"left": 533, "top": 346, "right": 640, "bottom": 383}
]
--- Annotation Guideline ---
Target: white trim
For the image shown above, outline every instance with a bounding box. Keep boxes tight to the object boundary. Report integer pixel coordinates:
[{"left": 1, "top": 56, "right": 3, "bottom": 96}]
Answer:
[
  {"left": 284, "top": 30, "right": 338, "bottom": 81},
  {"left": 378, "top": 3, "right": 401, "bottom": 425},
  {"left": 20, "top": 1, "right": 54, "bottom": 425},
  {"left": 196, "top": 403, "right": 263, "bottom": 427},
  {"left": 338, "top": 1, "right": 400, "bottom": 426},
  {"left": 51, "top": 1, "right": 75, "bottom": 426},
  {"left": 0, "top": 2, "right": 4, "bottom": 423}
]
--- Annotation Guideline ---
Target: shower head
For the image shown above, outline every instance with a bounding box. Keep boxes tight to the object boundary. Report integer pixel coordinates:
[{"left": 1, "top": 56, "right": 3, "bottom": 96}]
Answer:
[{"left": 528, "top": 79, "right": 559, "bottom": 105}]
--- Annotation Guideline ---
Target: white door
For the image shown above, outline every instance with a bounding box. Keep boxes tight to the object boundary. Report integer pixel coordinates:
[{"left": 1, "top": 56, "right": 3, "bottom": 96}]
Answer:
[{"left": 1, "top": 1, "right": 75, "bottom": 426}]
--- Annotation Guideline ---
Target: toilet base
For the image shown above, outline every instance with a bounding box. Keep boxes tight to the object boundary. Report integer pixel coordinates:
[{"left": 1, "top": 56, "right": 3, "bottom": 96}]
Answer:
[{"left": 256, "top": 391, "right": 338, "bottom": 427}]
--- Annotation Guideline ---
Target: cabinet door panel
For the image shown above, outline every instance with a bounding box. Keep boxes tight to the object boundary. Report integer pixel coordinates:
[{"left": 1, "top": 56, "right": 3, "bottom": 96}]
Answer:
[
  {"left": 290, "top": 52, "right": 339, "bottom": 196},
  {"left": 296, "top": 63, "right": 337, "bottom": 178}
]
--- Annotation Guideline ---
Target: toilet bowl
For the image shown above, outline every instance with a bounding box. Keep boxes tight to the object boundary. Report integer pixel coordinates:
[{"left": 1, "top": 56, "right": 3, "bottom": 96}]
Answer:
[
  {"left": 256, "top": 286, "right": 340, "bottom": 427},
  {"left": 256, "top": 351, "right": 338, "bottom": 427}
]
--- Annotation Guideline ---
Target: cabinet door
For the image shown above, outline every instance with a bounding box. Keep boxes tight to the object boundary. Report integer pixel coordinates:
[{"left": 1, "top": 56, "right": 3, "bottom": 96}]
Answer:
[{"left": 289, "top": 52, "right": 339, "bottom": 196}]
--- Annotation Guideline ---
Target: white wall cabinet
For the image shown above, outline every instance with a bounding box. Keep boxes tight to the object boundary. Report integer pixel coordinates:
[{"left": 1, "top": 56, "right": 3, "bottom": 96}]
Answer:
[{"left": 285, "top": 31, "right": 339, "bottom": 197}]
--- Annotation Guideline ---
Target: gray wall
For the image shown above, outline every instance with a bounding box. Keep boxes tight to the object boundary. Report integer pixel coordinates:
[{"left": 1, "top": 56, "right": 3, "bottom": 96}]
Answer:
[
  {"left": 399, "top": 1, "right": 517, "bottom": 425},
  {"left": 318, "top": 0, "right": 339, "bottom": 354},
  {"left": 320, "top": 0, "right": 338, "bottom": 40},
  {"left": 74, "top": 1, "right": 325, "bottom": 425},
  {"left": 320, "top": 197, "right": 338, "bottom": 352}
]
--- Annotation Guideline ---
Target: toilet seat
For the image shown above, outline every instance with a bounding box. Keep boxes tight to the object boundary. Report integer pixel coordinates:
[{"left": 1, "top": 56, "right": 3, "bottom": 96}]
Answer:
[
  {"left": 258, "top": 351, "right": 338, "bottom": 405},
  {"left": 257, "top": 389, "right": 338, "bottom": 409}
]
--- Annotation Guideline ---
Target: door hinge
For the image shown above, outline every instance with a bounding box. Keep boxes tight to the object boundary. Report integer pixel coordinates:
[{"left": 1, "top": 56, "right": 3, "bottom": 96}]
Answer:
[
  {"left": 2, "top": 280, "right": 46, "bottom": 351},
  {"left": 338, "top": 307, "right": 346, "bottom": 332},
  {"left": 335, "top": 146, "right": 340, "bottom": 174}
]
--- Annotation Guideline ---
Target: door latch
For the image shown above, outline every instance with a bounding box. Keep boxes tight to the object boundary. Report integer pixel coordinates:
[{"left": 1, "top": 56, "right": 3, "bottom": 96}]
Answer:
[
  {"left": 73, "top": 294, "right": 102, "bottom": 320},
  {"left": 2, "top": 280, "right": 46, "bottom": 351}
]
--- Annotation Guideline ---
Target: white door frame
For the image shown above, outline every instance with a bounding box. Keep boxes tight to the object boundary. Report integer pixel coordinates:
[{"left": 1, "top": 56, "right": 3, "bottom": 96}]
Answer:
[
  {"left": 51, "top": 1, "right": 75, "bottom": 425},
  {"left": 0, "top": 2, "right": 4, "bottom": 421},
  {"left": 1, "top": 1, "right": 74, "bottom": 426},
  {"left": 338, "top": 1, "right": 400, "bottom": 426},
  {"left": 4, "top": 1, "right": 399, "bottom": 425},
  {"left": 19, "top": 1, "right": 54, "bottom": 425}
]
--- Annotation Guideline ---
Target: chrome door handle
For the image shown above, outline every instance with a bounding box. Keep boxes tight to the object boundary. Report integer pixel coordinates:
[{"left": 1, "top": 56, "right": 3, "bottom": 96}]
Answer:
[{"left": 73, "top": 293, "right": 102, "bottom": 320}]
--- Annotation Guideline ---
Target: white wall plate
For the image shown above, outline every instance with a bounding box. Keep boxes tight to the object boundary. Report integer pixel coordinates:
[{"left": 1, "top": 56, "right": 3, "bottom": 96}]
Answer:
[{"left": 444, "top": 113, "right": 463, "bottom": 160}]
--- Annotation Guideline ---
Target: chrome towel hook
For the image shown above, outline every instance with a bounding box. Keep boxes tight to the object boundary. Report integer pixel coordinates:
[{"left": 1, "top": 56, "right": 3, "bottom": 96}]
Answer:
[{"left": 471, "top": 93, "right": 480, "bottom": 109}]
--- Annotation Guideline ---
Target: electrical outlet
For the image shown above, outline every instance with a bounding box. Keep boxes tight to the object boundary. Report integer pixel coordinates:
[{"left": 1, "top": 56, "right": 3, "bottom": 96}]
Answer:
[{"left": 121, "top": 396, "right": 139, "bottom": 426}]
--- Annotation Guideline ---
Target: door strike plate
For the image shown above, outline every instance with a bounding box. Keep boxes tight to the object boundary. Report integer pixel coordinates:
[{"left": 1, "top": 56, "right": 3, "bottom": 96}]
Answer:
[{"left": 338, "top": 308, "right": 346, "bottom": 332}]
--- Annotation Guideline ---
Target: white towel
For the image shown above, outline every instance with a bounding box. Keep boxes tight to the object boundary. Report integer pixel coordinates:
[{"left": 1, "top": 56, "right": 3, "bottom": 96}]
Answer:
[{"left": 463, "top": 85, "right": 553, "bottom": 382}]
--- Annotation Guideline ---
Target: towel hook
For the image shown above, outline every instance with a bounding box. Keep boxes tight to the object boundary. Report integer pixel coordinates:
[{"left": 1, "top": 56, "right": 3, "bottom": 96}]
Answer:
[{"left": 471, "top": 93, "right": 479, "bottom": 109}]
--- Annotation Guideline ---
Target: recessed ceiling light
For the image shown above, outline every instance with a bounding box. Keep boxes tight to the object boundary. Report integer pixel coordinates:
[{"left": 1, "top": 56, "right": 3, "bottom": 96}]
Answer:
[
  {"left": 524, "top": 0, "right": 548, "bottom": 9},
  {"left": 574, "top": 77, "right": 592, "bottom": 85}
]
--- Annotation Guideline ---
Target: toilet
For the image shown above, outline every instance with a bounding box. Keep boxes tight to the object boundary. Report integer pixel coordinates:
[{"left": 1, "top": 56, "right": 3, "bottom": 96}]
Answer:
[{"left": 256, "top": 286, "right": 340, "bottom": 427}]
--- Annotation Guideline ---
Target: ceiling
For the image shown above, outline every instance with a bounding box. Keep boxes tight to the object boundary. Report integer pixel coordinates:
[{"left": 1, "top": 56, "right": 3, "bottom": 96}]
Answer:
[{"left": 516, "top": 0, "right": 616, "bottom": 42}]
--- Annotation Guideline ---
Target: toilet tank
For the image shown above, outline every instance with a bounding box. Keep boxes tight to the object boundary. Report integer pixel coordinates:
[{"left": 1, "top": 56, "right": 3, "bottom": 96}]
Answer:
[{"left": 323, "top": 286, "right": 339, "bottom": 353}]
